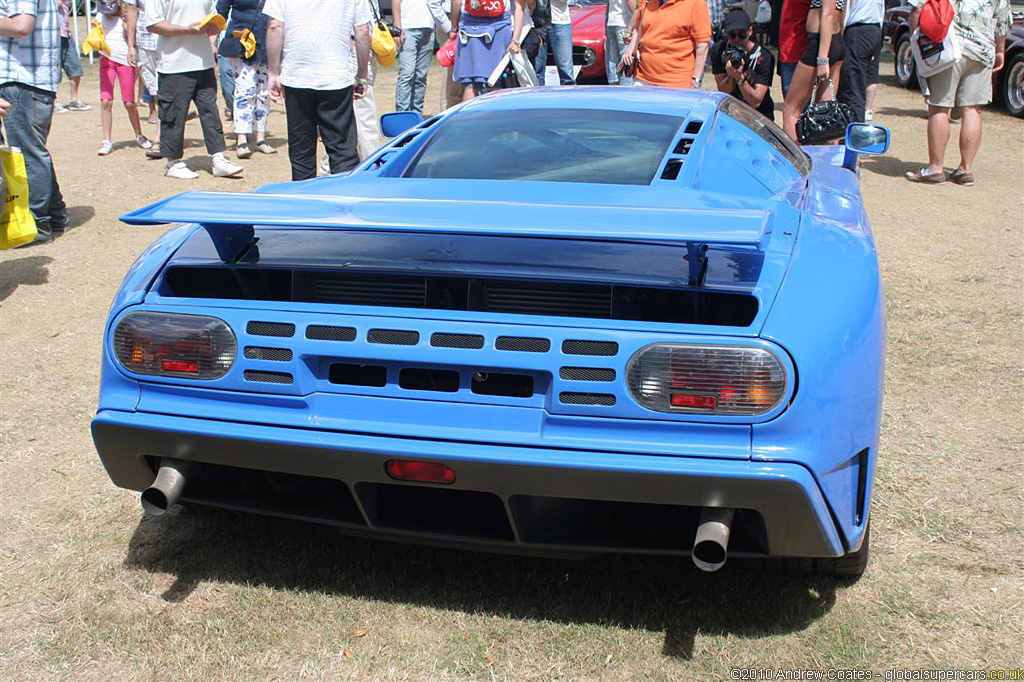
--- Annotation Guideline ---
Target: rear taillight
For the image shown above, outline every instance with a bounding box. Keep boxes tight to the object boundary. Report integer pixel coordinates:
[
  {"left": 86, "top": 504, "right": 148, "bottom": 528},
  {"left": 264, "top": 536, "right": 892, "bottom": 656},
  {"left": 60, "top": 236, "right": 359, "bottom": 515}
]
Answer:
[
  {"left": 626, "top": 344, "right": 788, "bottom": 416},
  {"left": 113, "top": 312, "right": 236, "bottom": 379}
]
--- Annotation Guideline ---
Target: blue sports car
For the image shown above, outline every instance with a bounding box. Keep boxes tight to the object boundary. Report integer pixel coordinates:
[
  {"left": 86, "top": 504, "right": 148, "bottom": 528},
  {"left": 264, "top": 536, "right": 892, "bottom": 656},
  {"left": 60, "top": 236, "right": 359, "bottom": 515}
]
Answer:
[{"left": 93, "top": 88, "right": 890, "bottom": 576}]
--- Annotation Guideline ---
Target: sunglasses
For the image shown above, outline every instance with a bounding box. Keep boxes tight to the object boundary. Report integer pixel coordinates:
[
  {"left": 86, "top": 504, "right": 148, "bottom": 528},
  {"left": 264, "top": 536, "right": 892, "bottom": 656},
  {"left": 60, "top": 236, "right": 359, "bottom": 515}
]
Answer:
[{"left": 727, "top": 30, "right": 748, "bottom": 39}]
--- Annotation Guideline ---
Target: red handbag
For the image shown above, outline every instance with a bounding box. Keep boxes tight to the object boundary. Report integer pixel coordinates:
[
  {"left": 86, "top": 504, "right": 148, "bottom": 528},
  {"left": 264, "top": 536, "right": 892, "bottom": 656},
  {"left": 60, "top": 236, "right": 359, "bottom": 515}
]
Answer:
[
  {"left": 465, "top": 0, "right": 505, "bottom": 18},
  {"left": 919, "top": 0, "right": 954, "bottom": 43}
]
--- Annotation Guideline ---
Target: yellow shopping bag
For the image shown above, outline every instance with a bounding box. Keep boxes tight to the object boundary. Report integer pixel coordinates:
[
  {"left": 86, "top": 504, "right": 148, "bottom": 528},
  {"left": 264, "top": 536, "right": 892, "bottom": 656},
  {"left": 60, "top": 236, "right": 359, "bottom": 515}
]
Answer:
[{"left": 0, "top": 146, "right": 38, "bottom": 249}]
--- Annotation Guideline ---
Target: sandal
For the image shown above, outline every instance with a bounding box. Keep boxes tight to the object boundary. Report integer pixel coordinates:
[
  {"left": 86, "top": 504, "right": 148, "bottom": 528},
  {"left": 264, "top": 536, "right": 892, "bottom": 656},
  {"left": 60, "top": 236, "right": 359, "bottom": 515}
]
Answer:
[
  {"left": 949, "top": 169, "right": 975, "bottom": 186},
  {"left": 236, "top": 143, "right": 253, "bottom": 159},
  {"left": 255, "top": 141, "right": 277, "bottom": 155},
  {"left": 145, "top": 142, "right": 163, "bottom": 159}
]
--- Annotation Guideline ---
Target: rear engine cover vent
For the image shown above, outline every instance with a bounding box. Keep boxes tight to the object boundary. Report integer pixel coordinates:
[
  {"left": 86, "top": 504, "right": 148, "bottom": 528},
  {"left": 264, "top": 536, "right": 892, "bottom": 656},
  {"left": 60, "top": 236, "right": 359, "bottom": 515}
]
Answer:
[
  {"left": 560, "top": 392, "right": 616, "bottom": 406},
  {"left": 661, "top": 159, "right": 684, "bottom": 180},
  {"left": 312, "top": 273, "right": 427, "bottom": 308},
  {"left": 685, "top": 119, "right": 703, "bottom": 135},
  {"left": 478, "top": 281, "right": 611, "bottom": 318},
  {"left": 431, "top": 332, "right": 484, "bottom": 349},
  {"left": 495, "top": 336, "right": 551, "bottom": 353},
  {"left": 306, "top": 325, "right": 357, "bottom": 342},
  {"left": 367, "top": 328, "right": 420, "bottom": 345},
  {"left": 247, "top": 321, "right": 295, "bottom": 338},
  {"left": 244, "top": 370, "right": 293, "bottom": 384},
  {"left": 560, "top": 367, "right": 616, "bottom": 382},
  {"left": 244, "top": 347, "right": 293, "bottom": 361},
  {"left": 562, "top": 340, "right": 619, "bottom": 356}
]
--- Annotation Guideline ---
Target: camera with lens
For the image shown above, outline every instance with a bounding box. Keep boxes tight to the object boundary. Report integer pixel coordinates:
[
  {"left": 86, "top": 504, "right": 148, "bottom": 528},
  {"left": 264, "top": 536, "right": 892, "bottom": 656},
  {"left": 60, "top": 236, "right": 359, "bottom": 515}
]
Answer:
[
  {"left": 387, "top": 23, "right": 403, "bottom": 37},
  {"left": 723, "top": 45, "right": 748, "bottom": 70}
]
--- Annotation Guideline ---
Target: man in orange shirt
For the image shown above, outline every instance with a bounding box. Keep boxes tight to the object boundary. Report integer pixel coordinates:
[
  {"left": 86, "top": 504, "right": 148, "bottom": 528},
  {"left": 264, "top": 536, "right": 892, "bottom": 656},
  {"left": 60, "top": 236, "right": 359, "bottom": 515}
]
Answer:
[{"left": 622, "top": 0, "right": 712, "bottom": 88}]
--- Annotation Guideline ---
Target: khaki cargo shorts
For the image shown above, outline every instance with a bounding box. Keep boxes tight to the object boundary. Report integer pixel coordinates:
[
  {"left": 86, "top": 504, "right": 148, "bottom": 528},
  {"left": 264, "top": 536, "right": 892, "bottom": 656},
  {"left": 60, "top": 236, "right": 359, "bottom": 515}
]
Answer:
[{"left": 924, "top": 57, "right": 993, "bottom": 108}]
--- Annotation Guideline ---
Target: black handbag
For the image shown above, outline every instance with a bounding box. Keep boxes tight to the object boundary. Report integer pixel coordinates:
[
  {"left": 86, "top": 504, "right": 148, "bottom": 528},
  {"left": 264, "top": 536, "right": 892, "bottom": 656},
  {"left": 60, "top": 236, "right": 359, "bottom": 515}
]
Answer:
[
  {"left": 533, "top": 0, "right": 552, "bottom": 28},
  {"left": 796, "top": 79, "right": 855, "bottom": 145}
]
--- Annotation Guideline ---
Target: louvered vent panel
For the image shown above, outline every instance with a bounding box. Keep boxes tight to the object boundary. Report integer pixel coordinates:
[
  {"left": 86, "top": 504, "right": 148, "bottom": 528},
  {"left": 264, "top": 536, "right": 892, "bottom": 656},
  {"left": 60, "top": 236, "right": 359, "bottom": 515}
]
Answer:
[
  {"left": 481, "top": 281, "right": 612, "bottom": 318},
  {"left": 312, "top": 274, "right": 427, "bottom": 308}
]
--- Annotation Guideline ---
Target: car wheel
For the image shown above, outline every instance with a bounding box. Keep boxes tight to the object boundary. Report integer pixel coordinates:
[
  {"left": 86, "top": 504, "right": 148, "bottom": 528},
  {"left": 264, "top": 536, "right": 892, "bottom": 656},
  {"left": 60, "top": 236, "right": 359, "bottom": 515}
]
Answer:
[
  {"left": 1004, "top": 53, "right": 1024, "bottom": 117},
  {"left": 764, "top": 523, "right": 871, "bottom": 579},
  {"left": 894, "top": 34, "right": 918, "bottom": 89}
]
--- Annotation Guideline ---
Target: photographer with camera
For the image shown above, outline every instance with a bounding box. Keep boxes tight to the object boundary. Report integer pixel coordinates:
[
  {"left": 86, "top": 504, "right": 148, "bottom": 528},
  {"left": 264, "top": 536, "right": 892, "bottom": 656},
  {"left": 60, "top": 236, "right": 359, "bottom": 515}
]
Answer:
[{"left": 710, "top": 10, "right": 775, "bottom": 119}]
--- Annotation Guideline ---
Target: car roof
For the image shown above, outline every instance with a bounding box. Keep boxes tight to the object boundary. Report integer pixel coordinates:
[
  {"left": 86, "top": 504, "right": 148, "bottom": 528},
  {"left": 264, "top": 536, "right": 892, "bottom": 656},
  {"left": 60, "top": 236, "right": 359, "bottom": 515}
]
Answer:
[{"left": 456, "top": 85, "right": 728, "bottom": 120}]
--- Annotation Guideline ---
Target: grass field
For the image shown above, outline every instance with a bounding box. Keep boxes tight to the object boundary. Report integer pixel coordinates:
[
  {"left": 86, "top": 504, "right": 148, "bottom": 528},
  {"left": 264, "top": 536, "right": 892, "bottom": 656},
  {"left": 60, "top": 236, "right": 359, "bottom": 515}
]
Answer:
[{"left": 1, "top": 43, "right": 1022, "bottom": 680}]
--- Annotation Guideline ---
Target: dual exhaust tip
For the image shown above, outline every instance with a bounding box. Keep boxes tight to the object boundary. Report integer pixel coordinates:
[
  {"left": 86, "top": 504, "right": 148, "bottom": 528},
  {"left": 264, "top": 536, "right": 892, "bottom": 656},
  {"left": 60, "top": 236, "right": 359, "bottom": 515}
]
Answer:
[{"left": 141, "top": 458, "right": 735, "bottom": 571}]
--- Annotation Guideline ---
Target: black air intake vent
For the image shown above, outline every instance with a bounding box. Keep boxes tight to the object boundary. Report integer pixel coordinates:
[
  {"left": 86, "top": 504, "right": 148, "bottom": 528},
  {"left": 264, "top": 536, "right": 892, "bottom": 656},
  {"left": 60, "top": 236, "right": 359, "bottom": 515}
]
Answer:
[
  {"left": 562, "top": 340, "right": 619, "bottom": 357},
  {"left": 479, "top": 281, "right": 612, "bottom": 318},
  {"left": 560, "top": 367, "right": 615, "bottom": 382},
  {"left": 306, "top": 325, "right": 357, "bottom": 342},
  {"left": 560, "top": 392, "right": 616, "bottom": 406},
  {"left": 367, "top": 328, "right": 420, "bottom": 346},
  {"left": 166, "top": 268, "right": 759, "bottom": 326},
  {"left": 244, "top": 347, "right": 292, "bottom": 361},
  {"left": 431, "top": 332, "right": 485, "bottom": 349},
  {"left": 244, "top": 370, "right": 293, "bottom": 384},
  {"left": 312, "top": 273, "right": 427, "bottom": 308},
  {"left": 495, "top": 336, "right": 551, "bottom": 353},
  {"left": 247, "top": 321, "right": 295, "bottom": 337}
]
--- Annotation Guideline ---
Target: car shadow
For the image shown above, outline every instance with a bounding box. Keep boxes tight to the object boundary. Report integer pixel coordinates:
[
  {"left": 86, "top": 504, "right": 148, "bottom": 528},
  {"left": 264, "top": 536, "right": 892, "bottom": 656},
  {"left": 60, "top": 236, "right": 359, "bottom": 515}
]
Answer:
[
  {"left": 124, "top": 509, "right": 847, "bottom": 660},
  {"left": 860, "top": 154, "right": 923, "bottom": 178},
  {"left": 0, "top": 255, "right": 53, "bottom": 301}
]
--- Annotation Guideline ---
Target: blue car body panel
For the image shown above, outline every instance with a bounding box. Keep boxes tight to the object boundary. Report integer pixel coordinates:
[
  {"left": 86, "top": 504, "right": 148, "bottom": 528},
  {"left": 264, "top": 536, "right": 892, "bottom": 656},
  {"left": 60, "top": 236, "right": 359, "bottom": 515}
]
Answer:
[{"left": 94, "top": 88, "right": 884, "bottom": 563}]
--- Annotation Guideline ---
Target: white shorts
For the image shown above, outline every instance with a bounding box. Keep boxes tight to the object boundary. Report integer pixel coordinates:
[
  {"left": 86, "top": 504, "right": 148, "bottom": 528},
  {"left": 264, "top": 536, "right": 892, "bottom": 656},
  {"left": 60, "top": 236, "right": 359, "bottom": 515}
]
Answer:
[{"left": 925, "top": 57, "right": 992, "bottom": 108}]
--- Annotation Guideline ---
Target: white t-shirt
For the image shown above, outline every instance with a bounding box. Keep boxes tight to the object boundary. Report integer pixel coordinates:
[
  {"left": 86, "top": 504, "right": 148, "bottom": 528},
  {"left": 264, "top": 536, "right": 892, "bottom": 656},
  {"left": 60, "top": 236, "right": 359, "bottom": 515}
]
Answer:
[
  {"left": 606, "top": 0, "right": 633, "bottom": 27},
  {"left": 263, "top": 0, "right": 373, "bottom": 90},
  {"left": 398, "top": 0, "right": 431, "bottom": 29},
  {"left": 100, "top": 14, "right": 131, "bottom": 65},
  {"left": 147, "top": 0, "right": 216, "bottom": 74},
  {"left": 550, "top": 0, "right": 570, "bottom": 25}
]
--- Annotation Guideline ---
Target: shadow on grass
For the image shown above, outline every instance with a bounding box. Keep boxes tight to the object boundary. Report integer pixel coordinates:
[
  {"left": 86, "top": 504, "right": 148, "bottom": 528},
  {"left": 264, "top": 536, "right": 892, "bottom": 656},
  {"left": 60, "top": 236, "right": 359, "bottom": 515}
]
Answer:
[{"left": 125, "top": 509, "right": 846, "bottom": 659}]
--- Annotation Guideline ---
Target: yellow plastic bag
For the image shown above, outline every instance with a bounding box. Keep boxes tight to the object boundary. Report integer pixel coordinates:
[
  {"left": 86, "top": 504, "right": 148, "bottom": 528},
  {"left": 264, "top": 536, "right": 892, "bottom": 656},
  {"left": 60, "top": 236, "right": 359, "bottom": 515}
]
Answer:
[
  {"left": 0, "top": 147, "right": 38, "bottom": 250},
  {"left": 81, "top": 19, "right": 109, "bottom": 55},
  {"left": 371, "top": 22, "right": 397, "bottom": 67},
  {"left": 233, "top": 28, "right": 256, "bottom": 59}
]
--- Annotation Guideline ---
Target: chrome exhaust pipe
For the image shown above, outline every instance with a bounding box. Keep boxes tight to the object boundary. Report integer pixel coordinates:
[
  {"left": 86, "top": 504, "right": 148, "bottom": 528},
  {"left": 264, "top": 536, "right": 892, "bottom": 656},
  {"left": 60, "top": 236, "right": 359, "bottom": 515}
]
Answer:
[
  {"left": 692, "top": 507, "right": 735, "bottom": 572},
  {"left": 141, "top": 459, "right": 189, "bottom": 516}
]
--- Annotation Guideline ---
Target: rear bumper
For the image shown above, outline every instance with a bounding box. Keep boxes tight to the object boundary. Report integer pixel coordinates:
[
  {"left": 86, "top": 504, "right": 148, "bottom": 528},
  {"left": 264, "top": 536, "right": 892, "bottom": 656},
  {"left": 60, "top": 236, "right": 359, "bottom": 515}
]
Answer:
[{"left": 92, "top": 409, "right": 845, "bottom": 558}]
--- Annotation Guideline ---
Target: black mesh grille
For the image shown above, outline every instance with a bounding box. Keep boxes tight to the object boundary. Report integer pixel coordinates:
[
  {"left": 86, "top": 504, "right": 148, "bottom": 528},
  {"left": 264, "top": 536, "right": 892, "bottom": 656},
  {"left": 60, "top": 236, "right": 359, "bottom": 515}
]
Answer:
[
  {"left": 244, "top": 347, "right": 293, "bottom": 362},
  {"left": 305, "top": 325, "right": 357, "bottom": 342},
  {"left": 562, "top": 340, "right": 619, "bottom": 356},
  {"left": 479, "top": 281, "right": 612, "bottom": 318},
  {"left": 430, "top": 332, "right": 485, "bottom": 349},
  {"left": 311, "top": 273, "right": 426, "bottom": 308},
  {"left": 244, "top": 370, "right": 293, "bottom": 384},
  {"left": 367, "top": 329, "right": 420, "bottom": 345},
  {"left": 559, "top": 392, "right": 616, "bottom": 406},
  {"left": 495, "top": 336, "right": 550, "bottom": 353},
  {"left": 559, "top": 367, "right": 616, "bottom": 382},
  {"left": 247, "top": 321, "right": 295, "bottom": 338}
]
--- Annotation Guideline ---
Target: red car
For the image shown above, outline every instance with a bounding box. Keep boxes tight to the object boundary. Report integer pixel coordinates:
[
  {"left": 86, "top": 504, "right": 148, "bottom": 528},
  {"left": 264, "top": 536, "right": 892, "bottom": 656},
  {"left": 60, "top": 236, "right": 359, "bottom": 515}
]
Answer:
[{"left": 569, "top": 0, "right": 608, "bottom": 81}]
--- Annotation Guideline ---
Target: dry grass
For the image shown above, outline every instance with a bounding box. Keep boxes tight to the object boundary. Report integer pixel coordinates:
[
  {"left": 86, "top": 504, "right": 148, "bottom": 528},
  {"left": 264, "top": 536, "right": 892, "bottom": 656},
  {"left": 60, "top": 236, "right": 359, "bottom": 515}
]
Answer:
[{"left": 1, "top": 45, "right": 1022, "bottom": 680}]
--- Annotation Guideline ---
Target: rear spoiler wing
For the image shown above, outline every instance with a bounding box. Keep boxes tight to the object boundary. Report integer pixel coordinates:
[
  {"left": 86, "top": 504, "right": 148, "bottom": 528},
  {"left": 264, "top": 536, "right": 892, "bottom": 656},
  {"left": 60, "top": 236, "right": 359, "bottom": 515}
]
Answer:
[{"left": 121, "top": 190, "right": 772, "bottom": 286}]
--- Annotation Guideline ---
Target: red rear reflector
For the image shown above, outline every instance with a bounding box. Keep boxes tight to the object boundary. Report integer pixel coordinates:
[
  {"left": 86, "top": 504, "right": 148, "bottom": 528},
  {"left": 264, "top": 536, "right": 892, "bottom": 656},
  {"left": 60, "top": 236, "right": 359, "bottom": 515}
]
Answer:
[
  {"left": 385, "top": 460, "right": 456, "bottom": 484},
  {"left": 161, "top": 359, "right": 200, "bottom": 373},
  {"left": 670, "top": 393, "right": 717, "bottom": 409}
]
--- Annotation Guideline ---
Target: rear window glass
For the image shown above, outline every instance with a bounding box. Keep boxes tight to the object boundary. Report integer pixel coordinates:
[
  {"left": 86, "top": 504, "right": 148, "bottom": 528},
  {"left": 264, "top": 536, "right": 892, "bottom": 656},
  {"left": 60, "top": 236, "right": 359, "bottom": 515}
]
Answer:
[
  {"left": 717, "top": 97, "right": 811, "bottom": 176},
  {"left": 404, "top": 108, "right": 683, "bottom": 185}
]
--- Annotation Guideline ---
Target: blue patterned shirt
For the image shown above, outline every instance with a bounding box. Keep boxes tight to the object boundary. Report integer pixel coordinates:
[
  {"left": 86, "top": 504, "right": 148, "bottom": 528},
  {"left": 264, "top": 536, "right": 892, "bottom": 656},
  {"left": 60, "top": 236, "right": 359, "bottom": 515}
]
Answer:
[
  {"left": 0, "top": 0, "right": 61, "bottom": 92},
  {"left": 707, "top": 0, "right": 724, "bottom": 31}
]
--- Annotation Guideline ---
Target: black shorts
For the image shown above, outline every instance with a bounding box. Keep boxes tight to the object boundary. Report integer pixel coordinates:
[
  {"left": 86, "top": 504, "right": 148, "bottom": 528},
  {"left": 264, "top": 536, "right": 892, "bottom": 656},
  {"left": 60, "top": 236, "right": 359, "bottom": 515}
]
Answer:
[{"left": 800, "top": 32, "right": 846, "bottom": 66}]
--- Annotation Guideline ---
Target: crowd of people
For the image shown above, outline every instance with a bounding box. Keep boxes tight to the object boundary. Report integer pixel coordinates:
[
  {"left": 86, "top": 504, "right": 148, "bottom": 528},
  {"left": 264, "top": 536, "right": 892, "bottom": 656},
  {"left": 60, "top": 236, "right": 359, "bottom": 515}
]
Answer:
[{"left": 0, "top": 0, "right": 1014, "bottom": 246}]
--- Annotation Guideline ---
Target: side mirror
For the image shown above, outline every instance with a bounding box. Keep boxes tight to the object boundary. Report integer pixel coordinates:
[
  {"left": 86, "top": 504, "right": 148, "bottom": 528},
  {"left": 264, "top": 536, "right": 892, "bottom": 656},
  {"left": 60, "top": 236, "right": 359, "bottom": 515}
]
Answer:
[
  {"left": 842, "top": 123, "right": 890, "bottom": 170},
  {"left": 380, "top": 111, "right": 425, "bottom": 139}
]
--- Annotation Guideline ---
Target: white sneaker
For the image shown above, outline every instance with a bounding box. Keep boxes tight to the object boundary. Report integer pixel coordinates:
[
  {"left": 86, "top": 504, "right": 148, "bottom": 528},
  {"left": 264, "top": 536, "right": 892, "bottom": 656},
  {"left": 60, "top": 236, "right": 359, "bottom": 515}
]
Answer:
[
  {"left": 97, "top": 140, "right": 113, "bottom": 156},
  {"left": 212, "top": 152, "right": 243, "bottom": 178},
  {"left": 54, "top": 102, "right": 69, "bottom": 114},
  {"left": 864, "top": 110, "right": 873, "bottom": 122},
  {"left": 165, "top": 161, "right": 199, "bottom": 179}
]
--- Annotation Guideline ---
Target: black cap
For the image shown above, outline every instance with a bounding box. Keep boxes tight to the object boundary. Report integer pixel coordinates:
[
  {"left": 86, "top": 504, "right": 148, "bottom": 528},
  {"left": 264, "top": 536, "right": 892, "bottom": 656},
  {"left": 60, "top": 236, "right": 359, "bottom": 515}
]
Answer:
[{"left": 722, "top": 10, "right": 751, "bottom": 34}]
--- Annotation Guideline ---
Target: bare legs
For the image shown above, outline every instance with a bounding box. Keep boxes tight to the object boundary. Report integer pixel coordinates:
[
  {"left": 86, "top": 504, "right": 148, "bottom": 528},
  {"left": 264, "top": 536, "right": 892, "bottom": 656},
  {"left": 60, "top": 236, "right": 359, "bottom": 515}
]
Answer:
[
  {"left": 957, "top": 105, "right": 982, "bottom": 173},
  {"left": 925, "top": 104, "right": 951, "bottom": 173},
  {"left": 101, "top": 99, "right": 145, "bottom": 143}
]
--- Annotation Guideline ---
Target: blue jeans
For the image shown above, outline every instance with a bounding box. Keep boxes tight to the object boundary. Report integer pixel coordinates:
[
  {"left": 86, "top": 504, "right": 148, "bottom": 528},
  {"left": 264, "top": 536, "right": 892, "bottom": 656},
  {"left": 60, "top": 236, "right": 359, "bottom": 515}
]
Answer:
[
  {"left": 219, "top": 56, "right": 235, "bottom": 112},
  {"left": 779, "top": 61, "right": 797, "bottom": 97},
  {"left": 395, "top": 26, "right": 434, "bottom": 113},
  {"left": 0, "top": 83, "right": 66, "bottom": 241},
  {"left": 535, "top": 23, "right": 575, "bottom": 85},
  {"left": 605, "top": 25, "right": 631, "bottom": 85}
]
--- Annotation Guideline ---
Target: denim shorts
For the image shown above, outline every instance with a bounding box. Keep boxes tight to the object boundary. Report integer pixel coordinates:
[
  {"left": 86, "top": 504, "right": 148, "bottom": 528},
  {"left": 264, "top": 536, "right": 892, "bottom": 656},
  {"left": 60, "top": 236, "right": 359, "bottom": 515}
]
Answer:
[{"left": 60, "top": 36, "right": 84, "bottom": 80}]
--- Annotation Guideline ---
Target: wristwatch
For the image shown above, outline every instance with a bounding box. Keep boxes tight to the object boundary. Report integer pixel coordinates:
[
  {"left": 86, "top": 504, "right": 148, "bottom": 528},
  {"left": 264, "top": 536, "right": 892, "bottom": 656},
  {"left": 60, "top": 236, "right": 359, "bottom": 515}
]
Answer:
[{"left": 816, "top": 57, "right": 829, "bottom": 65}]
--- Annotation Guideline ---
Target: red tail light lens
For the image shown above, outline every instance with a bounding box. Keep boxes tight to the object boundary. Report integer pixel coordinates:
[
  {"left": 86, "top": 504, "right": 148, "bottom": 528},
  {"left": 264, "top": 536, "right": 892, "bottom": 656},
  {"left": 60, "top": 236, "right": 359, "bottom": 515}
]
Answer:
[
  {"left": 113, "top": 312, "right": 236, "bottom": 379},
  {"left": 385, "top": 460, "right": 456, "bottom": 484},
  {"left": 627, "top": 344, "right": 788, "bottom": 416}
]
